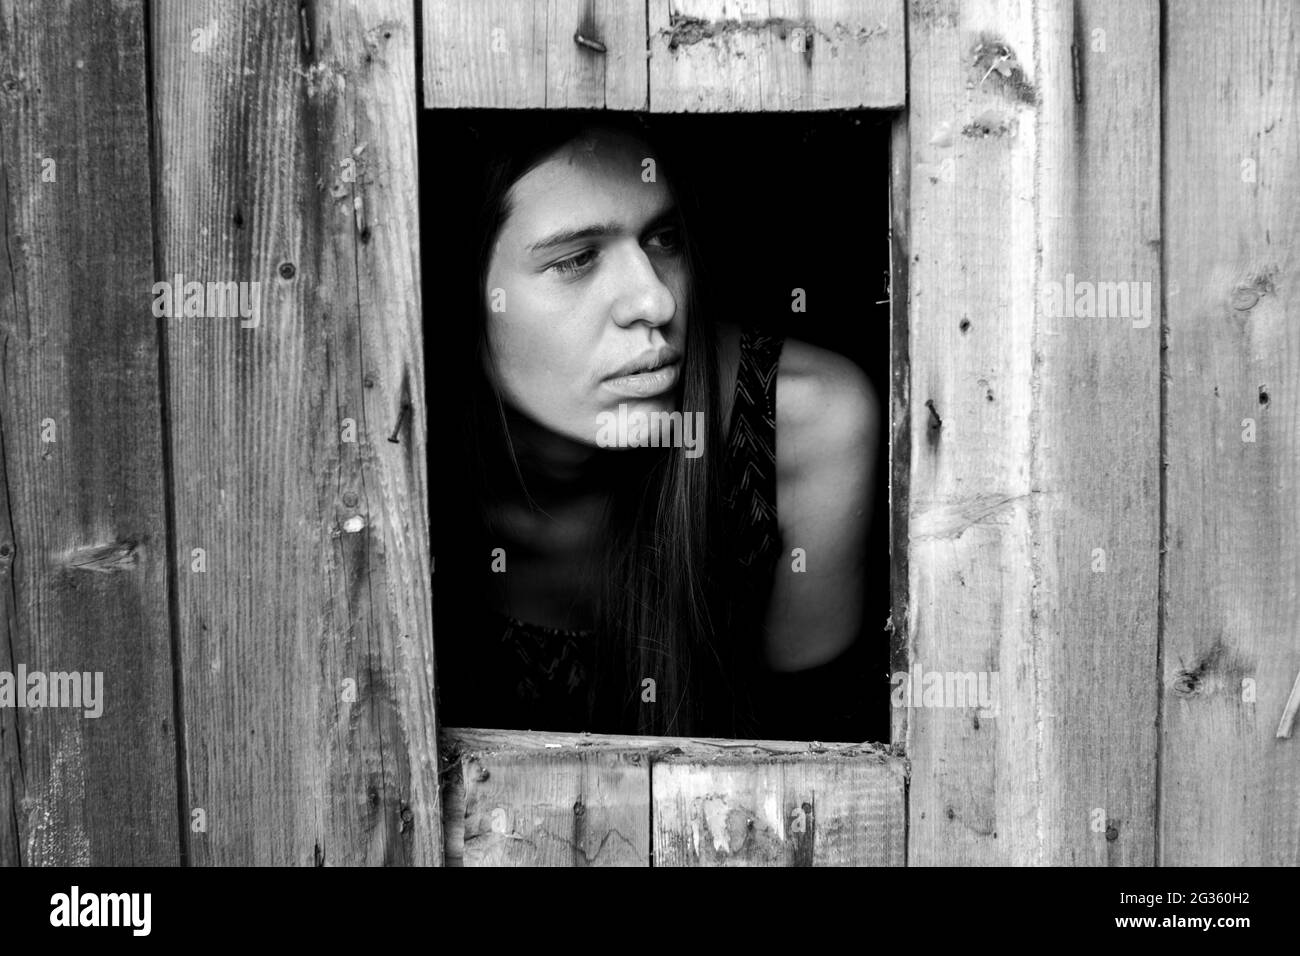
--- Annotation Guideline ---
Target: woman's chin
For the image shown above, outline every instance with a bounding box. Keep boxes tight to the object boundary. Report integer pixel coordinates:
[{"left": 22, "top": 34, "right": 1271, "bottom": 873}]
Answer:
[{"left": 592, "top": 397, "right": 697, "bottom": 451}]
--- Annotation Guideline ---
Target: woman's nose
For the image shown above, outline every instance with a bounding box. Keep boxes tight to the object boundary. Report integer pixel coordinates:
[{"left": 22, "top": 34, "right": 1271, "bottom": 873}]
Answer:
[{"left": 608, "top": 243, "right": 677, "bottom": 329}]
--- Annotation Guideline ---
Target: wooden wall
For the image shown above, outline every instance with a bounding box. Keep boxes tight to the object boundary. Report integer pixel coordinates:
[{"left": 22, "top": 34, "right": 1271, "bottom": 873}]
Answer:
[
  {"left": 150, "top": 0, "right": 438, "bottom": 866},
  {"left": 1161, "top": 0, "right": 1299, "bottom": 866},
  {"left": 904, "top": 0, "right": 1163, "bottom": 866},
  {"left": 0, "top": 0, "right": 1295, "bottom": 866},
  {"left": 0, "top": 0, "right": 178, "bottom": 867},
  {"left": 2, "top": 0, "right": 438, "bottom": 867}
]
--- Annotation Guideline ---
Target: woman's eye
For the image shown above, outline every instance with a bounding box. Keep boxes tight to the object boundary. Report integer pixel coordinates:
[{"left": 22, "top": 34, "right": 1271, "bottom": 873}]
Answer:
[
  {"left": 647, "top": 227, "right": 682, "bottom": 252},
  {"left": 550, "top": 249, "right": 597, "bottom": 275}
]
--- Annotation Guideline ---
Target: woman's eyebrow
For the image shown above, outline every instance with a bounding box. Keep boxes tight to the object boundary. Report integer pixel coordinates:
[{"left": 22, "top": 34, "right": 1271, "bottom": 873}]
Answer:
[
  {"left": 640, "top": 204, "right": 681, "bottom": 234},
  {"left": 527, "top": 221, "right": 622, "bottom": 256},
  {"left": 526, "top": 204, "right": 680, "bottom": 256}
]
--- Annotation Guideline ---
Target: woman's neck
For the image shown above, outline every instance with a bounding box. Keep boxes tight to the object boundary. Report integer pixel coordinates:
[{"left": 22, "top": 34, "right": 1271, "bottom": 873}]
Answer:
[{"left": 500, "top": 405, "right": 608, "bottom": 500}]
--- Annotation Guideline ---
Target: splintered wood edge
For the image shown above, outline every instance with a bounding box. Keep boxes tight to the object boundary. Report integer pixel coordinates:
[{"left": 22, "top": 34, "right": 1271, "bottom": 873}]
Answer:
[{"left": 439, "top": 727, "right": 904, "bottom": 763}]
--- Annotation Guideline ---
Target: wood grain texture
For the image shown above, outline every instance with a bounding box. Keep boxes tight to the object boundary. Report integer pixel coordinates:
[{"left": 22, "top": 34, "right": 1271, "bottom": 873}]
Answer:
[
  {"left": 905, "top": 0, "right": 1160, "bottom": 865},
  {"left": 441, "top": 728, "right": 903, "bottom": 866},
  {"left": 647, "top": 0, "right": 905, "bottom": 111},
  {"left": 1034, "top": 0, "right": 1161, "bottom": 866},
  {"left": 888, "top": 112, "right": 910, "bottom": 749},
  {"left": 441, "top": 727, "right": 690, "bottom": 865},
  {"left": 0, "top": 0, "right": 179, "bottom": 866},
  {"left": 448, "top": 729, "right": 650, "bottom": 866},
  {"left": 152, "top": 0, "right": 438, "bottom": 865},
  {"left": 905, "top": 0, "right": 1040, "bottom": 867},
  {"left": 653, "top": 746, "right": 904, "bottom": 866},
  {"left": 1161, "top": 0, "right": 1300, "bottom": 866},
  {"left": 422, "top": 0, "right": 648, "bottom": 109}
]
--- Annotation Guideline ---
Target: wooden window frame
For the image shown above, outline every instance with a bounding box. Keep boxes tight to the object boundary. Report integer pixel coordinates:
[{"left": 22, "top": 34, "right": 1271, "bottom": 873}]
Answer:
[{"left": 423, "top": 0, "right": 910, "bottom": 866}]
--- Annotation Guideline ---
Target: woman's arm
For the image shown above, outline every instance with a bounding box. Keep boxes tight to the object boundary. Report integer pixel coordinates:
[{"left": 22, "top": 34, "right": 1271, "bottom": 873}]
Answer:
[{"left": 764, "top": 338, "right": 880, "bottom": 671}]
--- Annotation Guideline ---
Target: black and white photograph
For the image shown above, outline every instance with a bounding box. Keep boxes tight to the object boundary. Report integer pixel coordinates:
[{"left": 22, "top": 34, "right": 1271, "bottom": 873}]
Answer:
[{"left": 0, "top": 0, "right": 1294, "bottom": 931}]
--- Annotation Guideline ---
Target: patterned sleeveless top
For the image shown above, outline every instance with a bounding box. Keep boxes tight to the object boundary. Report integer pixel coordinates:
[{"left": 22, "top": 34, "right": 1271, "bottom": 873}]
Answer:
[{"left": 442, "top": 328, "right": 786, "bottom": 731}]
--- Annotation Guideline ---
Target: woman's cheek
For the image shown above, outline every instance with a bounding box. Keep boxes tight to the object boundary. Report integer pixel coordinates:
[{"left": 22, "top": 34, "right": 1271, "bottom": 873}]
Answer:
[{"left": 487, "top": 310, "right": 582, "bottom": 430}]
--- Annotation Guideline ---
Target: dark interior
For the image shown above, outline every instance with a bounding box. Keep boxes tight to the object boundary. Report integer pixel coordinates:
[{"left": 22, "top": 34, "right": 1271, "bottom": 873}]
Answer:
[{"left": 422, "top": 109, "right": 893, "bottom": 742}]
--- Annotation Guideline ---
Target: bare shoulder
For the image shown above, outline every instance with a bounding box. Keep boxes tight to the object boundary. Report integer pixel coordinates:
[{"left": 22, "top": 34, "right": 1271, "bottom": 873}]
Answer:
[
  {"left": 763, "top": 338, "right": 880, "bottom": 670},
  {"left": 775, "top": 337, "right": 881, "bottom": 484}
]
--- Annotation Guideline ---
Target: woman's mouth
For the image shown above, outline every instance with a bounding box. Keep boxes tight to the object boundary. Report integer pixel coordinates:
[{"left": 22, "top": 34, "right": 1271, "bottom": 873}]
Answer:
[{"left": 603, "top": 360, "right": 681, "bottom": 398}]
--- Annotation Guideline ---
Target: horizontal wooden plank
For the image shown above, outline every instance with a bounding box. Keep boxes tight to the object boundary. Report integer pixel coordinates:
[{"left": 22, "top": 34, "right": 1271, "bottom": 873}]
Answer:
[
  {"left": 647, "top": 0, "right": 906, "bottom": 111},
  {"left": 449, "top": 731, "right": 651, "bottom": 866},
  {"left": 441, "top": 728, "right": 904, "bottom": 866},
  {"left": 654, "top": 748, "right": 904, "bottom": 865},
  {"left": 422, "top": 0, "right": 648, "bottom": 109},
  {"left": 446, "top": 726, "right": 896, "bottom": 755},
  {"left": 421, "top": 0, "right": 904, "bottom": 111}
]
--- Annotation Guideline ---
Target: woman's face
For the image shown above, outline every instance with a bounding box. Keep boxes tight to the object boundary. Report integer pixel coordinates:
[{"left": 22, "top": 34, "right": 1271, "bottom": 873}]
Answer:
[{"left": 483, "top": 127, "right": 688, "bottom": 447}]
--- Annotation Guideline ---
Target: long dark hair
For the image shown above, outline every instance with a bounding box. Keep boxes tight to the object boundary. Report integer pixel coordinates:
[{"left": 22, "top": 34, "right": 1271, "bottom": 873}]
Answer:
[{"left": 433, "top": 112, "right": 751, "bottom": 737}]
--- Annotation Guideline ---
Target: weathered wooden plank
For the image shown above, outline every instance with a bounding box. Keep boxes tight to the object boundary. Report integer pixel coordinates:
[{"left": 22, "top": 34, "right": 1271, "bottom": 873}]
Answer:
[
  {"left": 442, "top": 728, "right": 904, "bottom": 866},
  {"left": 441, "top": 727, "right": 695, "bottom": 865},
  {"left": 422, "top": 0, "right": 648, "bottom": 109},
  {"left": 1034, "top": 0, "right": 1161, "bottom": 865},
  {"left": 1161, "top": 0, "right": 1300, "bottom": 866},
  {"left": 888, "top": 112, "right": 910, "bottom": 749},
  {"left": 422, "top": 0, "right": 545, "bottom": 108},
  {"left": 653, "top": 745, "right": 904, "bottom": 866},
  {"left": 905, "top": 0, "right": 1040, "bottom": 868},
  {"left": 0, "top": 0, "right": 179, "bottom": 866},
  {"left": 152, "top": 0, "right": 438, "bottom": 865},
  {"left": 647, "top": 0, "right": 905, "bottom": 111},
  {"left": 546, "top": 0, "right": 650, "bottom": 109},
  {"left": 905, "top": 0, "right": 1160, "bottom": 865},
  {"left": 446, "top": 728, "right": 651, "bottom": 866},
  {"left": 460, "top": 753, "right": 648, "bottom": 865}
]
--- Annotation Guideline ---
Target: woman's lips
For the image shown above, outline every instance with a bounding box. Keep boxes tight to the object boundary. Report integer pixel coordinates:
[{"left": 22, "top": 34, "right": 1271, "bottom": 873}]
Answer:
[{"left": 603, "top": 361, "right": 681, "bottom": 398}]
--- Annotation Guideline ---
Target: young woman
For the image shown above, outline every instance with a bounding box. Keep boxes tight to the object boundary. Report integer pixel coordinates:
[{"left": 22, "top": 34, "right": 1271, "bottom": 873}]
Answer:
[{"left": 433, "top": 114, "right": 879, "bottom": 739}]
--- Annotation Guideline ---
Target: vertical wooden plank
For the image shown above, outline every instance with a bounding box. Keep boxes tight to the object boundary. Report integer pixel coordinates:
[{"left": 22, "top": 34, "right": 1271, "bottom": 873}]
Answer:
[
  {"left": 888, "top": 112, "right": 911, "bottom": 749},
  {"left": 0, "top": 0, "right": 179, "bottom": 866},
  {"left": 647, "top": 0, "right": 905, "bottom": 111},
  {"left": 153, "top": 0, "right": 438, "bottom": 865},
  {"left": 1162, "top": 0, "right": 1300, "bottom": 866},
  {"left": 1035, "top": 0, "right": 1161, "bottom": 865},
  {"left": 422, "top": 0, "right": 647, "bottom": 109},
  {"left": 652, "top": 746, "right": 905, "bottom": 866},
  {"left": 905, "top": 0, "right": 1040, "bottom": 867},
  {"left": 905, "top": 0, "right": 1160, "bottom": 865}
]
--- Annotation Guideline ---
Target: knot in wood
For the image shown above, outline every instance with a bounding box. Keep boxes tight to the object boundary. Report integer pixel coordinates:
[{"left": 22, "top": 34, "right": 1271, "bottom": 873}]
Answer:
[{"left": 1172, "top": 670, "right": 1201, "bottom": 698}]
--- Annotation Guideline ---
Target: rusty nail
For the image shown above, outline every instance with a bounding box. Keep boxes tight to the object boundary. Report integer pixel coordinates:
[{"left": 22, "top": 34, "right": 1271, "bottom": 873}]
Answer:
[
  {"left": 388, "top": 403, "right": 411, "bottom": 444},
  {"left": 574, "top": 32, "right": 606, "bottom": 53}
]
